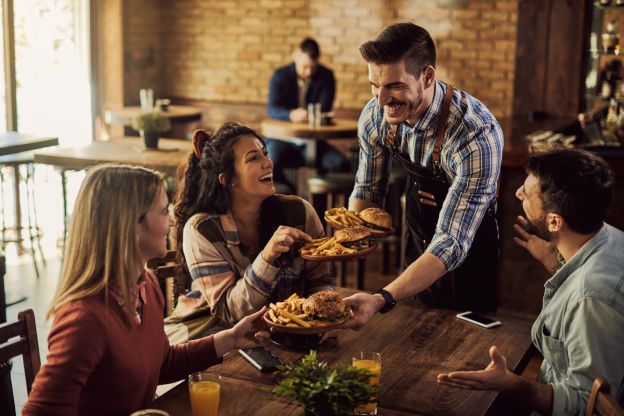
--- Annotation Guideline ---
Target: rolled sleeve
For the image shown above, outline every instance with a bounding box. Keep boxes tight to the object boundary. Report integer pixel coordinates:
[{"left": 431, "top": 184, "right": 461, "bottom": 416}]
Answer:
[
  {"left": 428, "top": 123, "right": 502, "bottom": 271},
  {"left": 426, "top": 231, "right": 464, "bottom": 271},
  {"left": 245, "top": 254, "right": 280, "bottom": 295}
]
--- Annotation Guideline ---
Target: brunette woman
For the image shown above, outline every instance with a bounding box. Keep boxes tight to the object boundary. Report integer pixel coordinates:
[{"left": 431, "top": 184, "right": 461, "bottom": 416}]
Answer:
[{"left": 166, "top": 122, "right": 332, "bottom": 342}]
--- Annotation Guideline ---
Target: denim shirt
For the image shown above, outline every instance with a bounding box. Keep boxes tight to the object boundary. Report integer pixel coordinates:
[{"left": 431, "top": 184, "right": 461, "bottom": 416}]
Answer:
[{"left": 531, "top": 223, "right": 624, "bottom": 415}]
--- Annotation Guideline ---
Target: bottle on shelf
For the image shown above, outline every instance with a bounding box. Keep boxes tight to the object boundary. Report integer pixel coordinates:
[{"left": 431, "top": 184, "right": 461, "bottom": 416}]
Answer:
[
  {"left": 600, "top": 0, "right": 612, "bottom": 6},
  {"left": 602, "top": 20, "right": 621, "bottom": 54}
]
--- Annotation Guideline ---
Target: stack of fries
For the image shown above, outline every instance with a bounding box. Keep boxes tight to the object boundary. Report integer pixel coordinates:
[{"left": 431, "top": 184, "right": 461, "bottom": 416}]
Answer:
[
  {"left": 299, "top": 236, "right": 357, "bottom": 257},
  {"left": 266, "top": 293, "right": 328, "bottom": 328},
  {"left": 325, "top": 207, "right": 366, "bottom": 227}
]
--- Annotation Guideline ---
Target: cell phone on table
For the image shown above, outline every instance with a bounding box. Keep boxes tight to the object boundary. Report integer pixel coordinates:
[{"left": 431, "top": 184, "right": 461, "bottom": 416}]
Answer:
[
  {"left": 456, "top": 311, "right": 501, "bottom": 329},
  {"left": 239, "top": 347, "right": 283, "bottom": 373}
]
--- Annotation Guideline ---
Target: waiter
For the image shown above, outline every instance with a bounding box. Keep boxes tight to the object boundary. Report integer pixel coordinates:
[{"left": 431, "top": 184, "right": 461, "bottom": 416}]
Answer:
[{"left": 344, "top": 23, "right": 503, "bottom": 327}]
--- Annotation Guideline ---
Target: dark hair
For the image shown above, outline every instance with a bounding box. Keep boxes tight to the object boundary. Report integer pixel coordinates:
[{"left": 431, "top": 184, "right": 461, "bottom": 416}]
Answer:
[
  {"left": 299, "top": 37, "right": 320, "bottom": 60},
  {"left": 173, "top": 122, "right": 264, "bottom": 288},
  {"left": 359, "top": 22, "right": 436, "bottom": 76},
  {"left": 526, "top": 148, "right": 614, "bottom": 234}
]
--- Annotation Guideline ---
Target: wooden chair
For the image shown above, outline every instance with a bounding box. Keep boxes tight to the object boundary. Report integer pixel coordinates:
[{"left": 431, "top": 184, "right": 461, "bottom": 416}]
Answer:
[
  {"left": 147, "top": 250, "right": 178, "bottom": 316},
  {"left": 0, "top": 309, "right": 40, "bottom": 416},
  {"left": 585, "top": 377, "right": 624, "bottom": 416}
]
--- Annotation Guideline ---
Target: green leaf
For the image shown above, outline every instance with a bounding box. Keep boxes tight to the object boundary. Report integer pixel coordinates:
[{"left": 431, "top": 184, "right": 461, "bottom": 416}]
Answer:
[{"left": 273, "top": 351, "right": 379, "bottom": 416}]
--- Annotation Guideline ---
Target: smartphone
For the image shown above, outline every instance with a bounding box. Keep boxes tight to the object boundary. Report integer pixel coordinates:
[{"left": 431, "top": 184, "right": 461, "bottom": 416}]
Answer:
[
  {"left": 238, "top": 347, "right": 283, "bottom": 373},
  {"left": 456, "top": 311, "right": 501, "bottom": 329}
]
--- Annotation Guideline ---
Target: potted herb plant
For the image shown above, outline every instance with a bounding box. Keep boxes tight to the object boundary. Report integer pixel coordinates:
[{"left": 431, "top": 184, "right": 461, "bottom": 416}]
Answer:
[
  {"left": 273, "top": 351, "right": 379, "bottom": 416},
  {"left": 131, "top": 111, "right": 171, "bottom": 149}
]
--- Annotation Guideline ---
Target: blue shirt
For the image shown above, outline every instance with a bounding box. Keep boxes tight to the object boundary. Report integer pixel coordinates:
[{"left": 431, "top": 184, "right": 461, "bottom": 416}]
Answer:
[
  {"left": 350, "top": 80, "right": 503, "bottom": 270},
  {"left": 531, "top": 223, "right": 624, "bottom": 415}
]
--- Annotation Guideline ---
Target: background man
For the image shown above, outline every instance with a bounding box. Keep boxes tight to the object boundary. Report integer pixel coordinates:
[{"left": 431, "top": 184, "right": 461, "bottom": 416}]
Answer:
[
  {"left": 345, "top": 23, "right": 503, "bottom": 324},
  {"left": 438, "top": 149, "right": 624, "bottom": 415},
  {"left": 266, "top": 37, "right": 349, "bottom": 193}
]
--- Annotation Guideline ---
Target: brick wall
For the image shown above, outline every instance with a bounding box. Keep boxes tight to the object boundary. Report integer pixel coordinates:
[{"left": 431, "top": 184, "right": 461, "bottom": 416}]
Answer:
[{"left": 123, "top": 0, "right": 517, "bottom": 120}]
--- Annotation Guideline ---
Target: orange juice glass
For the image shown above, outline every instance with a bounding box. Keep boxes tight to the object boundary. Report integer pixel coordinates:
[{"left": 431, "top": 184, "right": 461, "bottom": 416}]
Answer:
[
  {"left": 352, "top": 351, "right": 381, "bottom": 415},
  {"left": 188, "top": 372, "right": 221, "bottom": 416}
]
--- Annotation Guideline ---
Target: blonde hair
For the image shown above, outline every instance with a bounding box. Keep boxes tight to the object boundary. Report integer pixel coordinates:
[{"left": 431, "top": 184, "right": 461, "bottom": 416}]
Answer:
[{"left": 48, "top": 164, "right": 165, "bottom": 321}]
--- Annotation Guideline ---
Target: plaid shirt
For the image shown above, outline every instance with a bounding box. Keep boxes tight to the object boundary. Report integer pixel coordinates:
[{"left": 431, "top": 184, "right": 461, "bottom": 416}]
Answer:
[{"left": 350, "top": 81, "right": 503, "bottom": 271}]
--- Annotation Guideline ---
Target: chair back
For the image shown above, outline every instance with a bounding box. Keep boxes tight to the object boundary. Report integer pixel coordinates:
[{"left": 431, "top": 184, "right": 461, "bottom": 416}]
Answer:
[
  {"left": 0, "top": 309, "right": 40, "bottom": 416},
  {"left": 585, "top": 377, "right": 624, "bottom": 416},
  {"left": 147, "top": 250, "right": 178, "bottom": 316}
]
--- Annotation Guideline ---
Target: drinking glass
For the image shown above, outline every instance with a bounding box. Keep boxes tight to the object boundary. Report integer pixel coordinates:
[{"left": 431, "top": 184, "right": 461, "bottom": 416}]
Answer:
[
  {"left": 130, "top": 410, "right": 169, "bottom": 416},
  {"left": 188, "top": 372, "right": 221, "bottom": 416},
  {"left": 352, "top": 351, "right": 381, "bottom": 415},
  {"left": 308, "top": 103, "right": 316, "bottom": 127}
]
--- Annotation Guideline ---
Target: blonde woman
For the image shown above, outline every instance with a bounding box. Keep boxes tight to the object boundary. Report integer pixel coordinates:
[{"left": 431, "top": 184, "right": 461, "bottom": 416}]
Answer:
[{"left": 23, "top": 164, "right": 267, "bottom": 416}]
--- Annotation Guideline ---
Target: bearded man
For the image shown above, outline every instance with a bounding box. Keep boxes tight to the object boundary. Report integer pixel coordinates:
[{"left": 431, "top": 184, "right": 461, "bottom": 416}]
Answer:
[{"left": 438, "top": 149, "right": 624, "bottom": 415}]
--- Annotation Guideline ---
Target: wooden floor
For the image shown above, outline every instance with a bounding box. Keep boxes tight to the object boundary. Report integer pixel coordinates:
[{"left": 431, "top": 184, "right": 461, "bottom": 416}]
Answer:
[{"left": 5, "top": 243, "right": 399, "bottom": 412}]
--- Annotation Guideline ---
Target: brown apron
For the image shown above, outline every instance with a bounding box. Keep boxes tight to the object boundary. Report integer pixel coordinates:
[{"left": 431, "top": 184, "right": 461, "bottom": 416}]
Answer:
[{"left": 385, "top": 85, "right": 498, "bottom": 312}]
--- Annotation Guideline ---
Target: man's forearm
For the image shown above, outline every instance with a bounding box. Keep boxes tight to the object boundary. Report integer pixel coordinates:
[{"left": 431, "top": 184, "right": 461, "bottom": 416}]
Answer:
[
  {"left": 384, "top": 252, "right": 447, "bottom": 302},
  {"left": 503, "top": 372, "right": 553, "bottom": 416},
  {"left": 349, "top": 198, "right": 379, "bottom": 212}
]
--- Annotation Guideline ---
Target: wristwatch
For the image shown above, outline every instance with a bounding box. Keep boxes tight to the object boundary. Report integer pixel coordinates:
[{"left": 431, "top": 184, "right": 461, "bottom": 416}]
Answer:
[{"left": 374, "top": 289, "right": 396, "bottom": 314}]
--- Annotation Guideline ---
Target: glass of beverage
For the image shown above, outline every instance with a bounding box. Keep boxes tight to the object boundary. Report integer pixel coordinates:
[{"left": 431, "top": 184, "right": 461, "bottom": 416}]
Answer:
[
  {"left": 188, "top": 372, "right": 221, "bottom": 416},
  {"left": 352, "top": 351, "right": 381, "bottom": 415},
  {"left": 130, "top": 410, "right": 169, "bottom": 416}
]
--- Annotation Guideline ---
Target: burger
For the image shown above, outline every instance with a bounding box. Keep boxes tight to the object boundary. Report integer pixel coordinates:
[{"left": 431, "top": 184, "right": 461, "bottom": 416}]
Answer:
[
  {"left": 359, "top": 208, "right": 392, "bottom": 232},
  {"left": 303, "top": 290, "right": 346, "bottom": 320},
  {"left": 334, "top": 226, "right": 371, "bottom": 251}
]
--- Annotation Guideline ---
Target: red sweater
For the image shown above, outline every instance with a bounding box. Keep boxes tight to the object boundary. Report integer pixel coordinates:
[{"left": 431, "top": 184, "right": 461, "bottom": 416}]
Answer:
[{"left": 23, "top": 270, "right": 221, "bottom": 415}]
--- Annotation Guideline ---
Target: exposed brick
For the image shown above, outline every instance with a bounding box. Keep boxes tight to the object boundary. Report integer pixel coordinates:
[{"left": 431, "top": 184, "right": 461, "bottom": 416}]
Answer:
[{"left": 124, "top": 0, "right": 518, "bottom": 119}]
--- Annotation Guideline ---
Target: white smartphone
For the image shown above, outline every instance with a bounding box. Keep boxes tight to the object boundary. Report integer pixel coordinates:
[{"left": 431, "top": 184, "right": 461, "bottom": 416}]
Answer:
[{"left": 456, "top": 311, "right": 501, "bottom": 329}]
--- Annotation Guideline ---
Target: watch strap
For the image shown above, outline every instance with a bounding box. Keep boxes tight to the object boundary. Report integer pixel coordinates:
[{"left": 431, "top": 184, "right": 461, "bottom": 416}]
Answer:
[{"left": 375, "top": 289, "right": 396, "bottom": 314}]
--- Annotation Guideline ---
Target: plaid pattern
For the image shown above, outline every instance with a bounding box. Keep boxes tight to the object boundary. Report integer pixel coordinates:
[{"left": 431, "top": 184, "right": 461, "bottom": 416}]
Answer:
[
  {"left": 350, "top": 81, "right": 503, "bottom": 271},
  {"left": 165, "top": 195, "right": 333, "bottom": 343}
]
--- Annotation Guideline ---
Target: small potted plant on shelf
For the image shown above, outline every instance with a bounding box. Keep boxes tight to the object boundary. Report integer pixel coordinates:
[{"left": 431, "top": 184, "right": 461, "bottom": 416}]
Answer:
[
  {"left": 131, "top": 111, "right": 171, "bottom": 149},
  {"left": 273, "top": 351, "right": 379, "bottom": 416}
]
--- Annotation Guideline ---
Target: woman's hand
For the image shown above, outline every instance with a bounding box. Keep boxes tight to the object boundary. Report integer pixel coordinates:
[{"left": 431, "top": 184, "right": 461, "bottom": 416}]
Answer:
[
  {"left": 261, "top": 226, "right": 311, "bottom": 264},
  {"left": 213, "top": 307, "right": 270, "bottom": 357},
  {"left": 513, "top": 216, "right": 559, "bottom": 273}
]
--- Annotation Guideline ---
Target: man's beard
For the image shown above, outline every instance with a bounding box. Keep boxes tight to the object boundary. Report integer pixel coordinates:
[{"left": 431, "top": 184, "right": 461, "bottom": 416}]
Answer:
[{"left": 525, "top": 214, "right": 552, "bottom": 241}]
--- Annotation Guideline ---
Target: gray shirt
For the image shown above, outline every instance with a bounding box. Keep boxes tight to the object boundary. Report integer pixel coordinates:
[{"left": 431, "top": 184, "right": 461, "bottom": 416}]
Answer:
[{"left": 531, "top": 223, "right": 624, "bottom": 415}]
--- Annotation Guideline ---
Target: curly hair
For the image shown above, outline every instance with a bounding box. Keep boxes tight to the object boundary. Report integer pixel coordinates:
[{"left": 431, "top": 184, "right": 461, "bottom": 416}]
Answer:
[{"left": 173, "top": 122, "right": 264, "bottom": 293}]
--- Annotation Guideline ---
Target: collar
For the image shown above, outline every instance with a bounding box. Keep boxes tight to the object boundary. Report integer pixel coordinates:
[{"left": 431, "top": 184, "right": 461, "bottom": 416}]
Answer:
[
  {"left": 109, "top": 270, "right": 148, "bottom": 325},
  {"left": 543, "top": 224, "right": 609, "bottom": 302},
  {"left": 410, "top": 80, "right": 445, "bottom": 132}
]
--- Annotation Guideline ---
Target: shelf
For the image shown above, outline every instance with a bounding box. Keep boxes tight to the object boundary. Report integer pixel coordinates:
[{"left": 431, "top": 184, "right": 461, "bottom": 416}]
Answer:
[
  {"left": 589, "top": 49, "right": 624, "bottom": 56},
  {"left": 594, "top": 2, "right": 624, "bottom": 9}
]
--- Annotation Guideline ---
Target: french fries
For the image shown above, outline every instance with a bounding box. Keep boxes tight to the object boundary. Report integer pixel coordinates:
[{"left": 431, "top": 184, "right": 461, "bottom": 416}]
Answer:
[
  {"left": 266, "top": 293, "right": 333, "bottom": 328},
  {"left": 325, "top": 207, "right": 366, "bottom": 227},
  {"left": 299, "top": 236, "right": 357, "bottom": 257}
]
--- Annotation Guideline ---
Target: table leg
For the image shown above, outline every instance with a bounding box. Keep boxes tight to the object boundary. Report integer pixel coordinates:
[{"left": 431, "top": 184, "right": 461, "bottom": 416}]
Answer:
[
  {"left": 12, "top": 165, "right": 23, "bottom": 255},
  {"left": 0, "top": 254, "right": 6, "bottom": 323}
]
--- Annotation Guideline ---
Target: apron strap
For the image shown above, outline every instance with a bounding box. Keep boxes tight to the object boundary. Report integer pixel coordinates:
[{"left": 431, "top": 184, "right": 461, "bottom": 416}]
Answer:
[{"left": 432, "top": 84, "right": 454, "bottom": 174}]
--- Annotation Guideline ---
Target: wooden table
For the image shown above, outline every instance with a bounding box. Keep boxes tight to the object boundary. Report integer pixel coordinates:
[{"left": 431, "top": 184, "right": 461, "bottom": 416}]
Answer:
[
  {"left": 261, "top": 118, "right": 358, "bottom": 167},
  {"left": 104, "top": 105, "right": 203, "bottom": 126},
  {"left": 152, "top": 289, "right": 534, "bottom": 416},
  {"left": 33, "top": 137, "right": 193, "bottom": 238},
  {"left": 0, "top": 133, "right": 58, "bottom": 320},
  {"left": 261, "top": 118, "right": 358, "bottom": 198},
  {"left": 0, "top": 133, "right": 59, "bottom": 251},
  {"left": 34, "top": 137, "right": 192, "bottom": 176}
]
